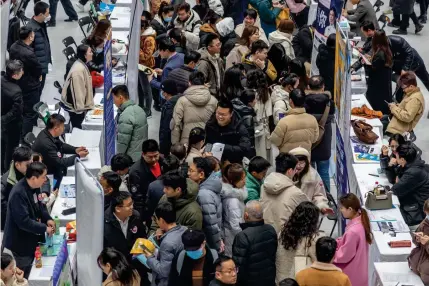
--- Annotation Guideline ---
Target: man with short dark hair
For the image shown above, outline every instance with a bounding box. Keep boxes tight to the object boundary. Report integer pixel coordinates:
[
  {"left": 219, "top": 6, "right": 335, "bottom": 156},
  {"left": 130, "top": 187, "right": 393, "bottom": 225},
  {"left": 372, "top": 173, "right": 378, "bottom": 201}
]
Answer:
[
  {"left": 210, "top": 256, "right": 238, "bottom": 285},
  {"left": 196, "top": 33, "right": 225, "bottom": 96},
  {"left": 246, "top": 156, "right": 271, "bottom": 202},
  {"left": 98, "top": 153, "right": 133, "bottom": 192},
  {"left": 168, "top": 51, "right": 201, "bottom": 94},
  {"left": 1, "top": 146, "right": 33, "bottom": 230},
  {"left": 100, "top": 171, "right": 123, "bottom": 210},
  {"left": 242, "top": 40, "right": 277, "bottom": 82},
  {"left": 159, "top": 79, "right": 180, "bottom": 156},
  {"left": 112, "top": 85, "right": 148, "bottom": 163},
  {"left": 169, "top": 229, "right": 218, "bottom": 286},
  {"left": 205, "top": 101, "right": 254, "bottom": 163},
  {"left": 261, "top": 153, "right": 308, "bottom": 233},
  {"left": 3, "top": 162, "right": 55, "bottom": 278},
  {"left": 296, "top": 237, "right": 352, "bottom": 286},
  {"left": 173, "top": 2, "right": 202, "bottom": 51},
  {"left": 9, "top": 27, "right": 43, "bottom": 140},
  {"left": 1, "top": 60, "right": 24, "bottom": 172},
  {"left": 232, "top": 200, "right": 277, "bottom": 286},
  {"left": 129, "top": 139, "right": 165, "bottom": 220},
  {"left": 26, "top": 1, "right": 52, "bottom": 95},
  {"left": 234, "top": 9, "right": 269, "bottom": 44},
  {"left": 342, "top": 0, "right": 379, "bottom": 38},
  {"left": 32, "top": 114, "right": 89, "bottom": 188}
]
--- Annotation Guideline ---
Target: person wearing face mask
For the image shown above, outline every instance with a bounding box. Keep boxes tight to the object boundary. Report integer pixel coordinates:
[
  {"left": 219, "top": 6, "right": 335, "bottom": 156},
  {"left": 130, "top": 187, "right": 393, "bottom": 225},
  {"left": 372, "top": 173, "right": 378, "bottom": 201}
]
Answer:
[
  {"left": 60, "top": 44, "right": 94, "bottom": 129},
  {"left": 271, "top": 74, "right": 298, "bottom": 125},
  {"left": 196, "top": 34, "right": 225, "bottom": 96},
  {"left": 260, "top": 153, "right": 309, "bottom": 233},
  {"left": 98, "top": 248, "right": 141, "bottom": 286},
  {"left": 9, "top": 27, "right": 43, "bottom": 142},
  {"left": 151, "top": 2, "right": 175, "bottom": 37},
  {"left": 1, "top": 147, "right": 33, "bottom": 230},
  {"left": 169, "top": 229, "right": 218, "bottom": 286},
  {"left": 2, "top": 162, "right": 55, "bottom": 279},
  {"left": 242, "top": 40, "right": 277, "bottom": 83},
  {"left": 392, "top": 144, "right": 429, "bottom": 228},
  {"left": 1, "top": 253, "right": 29, "bottom": 286},
  {"left": 25, "top": 1, "right": 52, "bottom": 97}
]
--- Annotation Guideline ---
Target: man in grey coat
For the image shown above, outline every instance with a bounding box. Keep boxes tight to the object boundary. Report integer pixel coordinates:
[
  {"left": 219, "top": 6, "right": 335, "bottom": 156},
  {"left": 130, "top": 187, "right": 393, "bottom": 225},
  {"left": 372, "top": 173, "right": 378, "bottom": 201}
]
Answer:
[
  {"left": 189, "top": 157, "right": 224, "bottom": 252},
  {"left": 143, "top": 202, "right": 187, "bottom": 286},
  {"left": 342, "top": 0, "right": 379, "bottom": 38}
]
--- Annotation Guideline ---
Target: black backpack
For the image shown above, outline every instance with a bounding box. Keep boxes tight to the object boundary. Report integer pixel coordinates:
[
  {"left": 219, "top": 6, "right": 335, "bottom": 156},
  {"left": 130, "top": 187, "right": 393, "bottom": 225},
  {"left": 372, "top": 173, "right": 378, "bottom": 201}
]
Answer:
[{"left": 267, "top": 43, "right": 292, "bottom": 77}]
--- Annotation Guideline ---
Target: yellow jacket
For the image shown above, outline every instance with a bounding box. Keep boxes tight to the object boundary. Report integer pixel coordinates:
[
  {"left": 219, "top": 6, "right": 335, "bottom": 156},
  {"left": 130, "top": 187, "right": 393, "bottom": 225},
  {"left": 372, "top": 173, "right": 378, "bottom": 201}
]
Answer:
[
  {"left": 241, "top": 54, "right": 277, "bottom": 82},
  {"left": 296, "top": 261, "right": 352, "bottom": 286}
]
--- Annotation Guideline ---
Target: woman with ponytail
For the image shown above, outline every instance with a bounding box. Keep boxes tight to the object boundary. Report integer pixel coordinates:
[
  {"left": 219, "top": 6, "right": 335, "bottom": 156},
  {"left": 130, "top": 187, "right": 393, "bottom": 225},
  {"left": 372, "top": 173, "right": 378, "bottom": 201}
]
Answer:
[
  {"left": 334, "top": 193, "right": 373, "bottom": 286},
  {"left": 98, "top": 248, "right": 140, "bottom": 286},
  {"left": 185, "top": 127, "right": 206, "bottom": 165}
]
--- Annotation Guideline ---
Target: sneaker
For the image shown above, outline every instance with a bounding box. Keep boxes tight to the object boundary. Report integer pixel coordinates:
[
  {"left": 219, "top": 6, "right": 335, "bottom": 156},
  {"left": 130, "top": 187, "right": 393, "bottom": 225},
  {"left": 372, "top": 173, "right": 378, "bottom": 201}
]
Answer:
[
  {"left": 64, "top": 18, "right": 78, "bottom": 22},
  {"left": 415, "top": 24, "right": 424, "bottom": 34},
  {"left": 383, "top": 8, "right": 393, "bottom": 15},
  {"left": 75, "top": 2, "right": 85, "bottom": 12},
  {"left": 387, "top": 22, "right": 400, "bottom": 28},
  {"left": 46, "top": 20, "right": 56, "bottom": 27},
  {"left": 392, "top": 29, "right": 408, "bottom": 35}
]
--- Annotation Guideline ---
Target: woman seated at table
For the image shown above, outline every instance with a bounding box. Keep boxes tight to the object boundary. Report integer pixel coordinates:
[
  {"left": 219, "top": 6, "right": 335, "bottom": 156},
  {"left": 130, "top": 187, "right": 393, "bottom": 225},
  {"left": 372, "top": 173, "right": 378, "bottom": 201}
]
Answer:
[
  {"left": 385, "top": 71, "right": 425, "bottom": 136},
  {"left": 380, "top": 133, "right": 406, "bottom": 184},
  {"left": 1, "top": 253, "right": 28, "bottom": 286}
]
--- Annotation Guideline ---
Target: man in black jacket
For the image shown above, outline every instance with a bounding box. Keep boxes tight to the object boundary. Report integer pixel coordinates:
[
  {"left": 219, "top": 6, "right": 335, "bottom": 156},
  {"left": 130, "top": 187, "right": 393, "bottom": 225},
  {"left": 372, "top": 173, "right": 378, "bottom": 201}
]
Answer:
[
  {"left": 159, "top": 79, "right": 180, "bottom": 156},
  {"left": 32, "top": 114, "right": 88, "bottom": 189},
  {"left": 292, "top": 24, "right": 314, "bottom": 64},
  {"left": 9, "top": 26, "right": 43, "bottom": 139},
  {"left": 26, "top": 1, "right": 52, "bottom": 96},
  {"left": 2, "top": 162, "right": 55, "bottom": 279},
  {"left": 129, "top": 139, "right": 165, "bottom": 222},
  {"left": 1, "top": 146, "right": 32, "bottom": 230},
  {"left": 167, "top": 51, "right": 201, "bottom": 94},
  {"left": 1, "top": 60, "right": 24, "bottom": 172},
  {"left": 392, "top": 144, "right": 429, "bottom": 227},
  {"left": 205, "top": 101, "right": 253, "bottom": 164},
  {"left": 232, "top": 200, "right": 277, "bottom": 286}
]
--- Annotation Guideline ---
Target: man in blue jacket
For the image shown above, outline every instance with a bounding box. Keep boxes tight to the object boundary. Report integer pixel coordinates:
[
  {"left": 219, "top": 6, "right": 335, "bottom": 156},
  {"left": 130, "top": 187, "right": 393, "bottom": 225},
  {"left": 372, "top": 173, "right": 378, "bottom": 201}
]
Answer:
[{"left": 2, "top": 162, "right": 55, "bottom": 279}]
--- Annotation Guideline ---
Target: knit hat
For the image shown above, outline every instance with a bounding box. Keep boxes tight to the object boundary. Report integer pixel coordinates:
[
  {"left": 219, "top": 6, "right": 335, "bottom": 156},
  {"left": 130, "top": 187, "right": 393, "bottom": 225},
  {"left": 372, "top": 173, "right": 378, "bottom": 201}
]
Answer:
[
  {"left": 161, "top": 79, "right": 178, "bottom": 95},
  {"left": 289, "top": 147, "right": 310, "bottom": 159}
]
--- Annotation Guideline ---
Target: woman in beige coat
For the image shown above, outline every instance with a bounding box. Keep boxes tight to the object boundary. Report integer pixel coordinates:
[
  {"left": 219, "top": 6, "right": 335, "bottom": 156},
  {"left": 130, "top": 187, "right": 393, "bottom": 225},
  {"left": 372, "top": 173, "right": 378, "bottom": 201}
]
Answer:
[
  {"left": 172, "top": 71, "right": 218, "bottom": 144},
  {"left": 61, "top": 44, "right": 94, "bottom": 129},
  {"left": 226, "top": 26, "right": 260, "bottom": 70},
  {"left": 98, "top": 248, "right": 141, "bottom": 286},
  {"left": 276, "top": 201, "right": 325, "bottom": 283}
]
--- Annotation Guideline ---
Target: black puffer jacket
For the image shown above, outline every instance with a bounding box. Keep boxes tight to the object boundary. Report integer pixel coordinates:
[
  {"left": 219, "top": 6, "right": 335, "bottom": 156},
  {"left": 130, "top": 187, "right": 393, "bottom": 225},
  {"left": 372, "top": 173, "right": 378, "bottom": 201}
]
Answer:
[
  {"left": 159, "top": 94, "right": 181, "bottom": 155},
  {"left": 9, "top": 40, "right": 42, "bottom": 92},
  {"left": 87, "top": 49, "right": 104, "bottom": 73},
  {"left": 167, "top": 65, "right": 194, "bottom": 94},
  {"left": 389, "top": 35, "right": 425, "bottom": 73},
  {"left": 392, "top": 159, "right": 429, "bottom": 226},
  {"left": 292, "top": 25, "right": 313, "bottom": 63},
  {"left": 232, "top": 220, "right": 278, "bottom": 286},
  {"left": 316, "top": 44, "right": 335, "bottom": 96},
  {"left": 232, "top": 98, "right": 256, "bottom": 156},
  {"left": 205, "top": 112, "right": 254, "bottom": 163},
  {"left": 26, "top": 18, "right": 51, "bottom": 74},
  {"left": 304, "top": 91, "right": 336, "bottom": 162},
  {"left": 1, "top": 75, "right": 23, "bottom": 129},
  {"left": 392, "top": 0, "right": 415, "bottom": 15}
]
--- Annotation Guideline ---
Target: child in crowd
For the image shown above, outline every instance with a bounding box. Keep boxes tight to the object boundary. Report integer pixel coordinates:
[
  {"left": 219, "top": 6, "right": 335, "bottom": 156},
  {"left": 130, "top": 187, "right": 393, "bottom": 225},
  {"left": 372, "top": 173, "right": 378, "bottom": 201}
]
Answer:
[
  {"left": 245, "top": 156, "right": 271, "bottom": 202},
  {"left": 334, "top": 193, "right": 372, "bottom": 286},
  {"left": 1, "top": 253, "right": 28, "bottom": 286}
]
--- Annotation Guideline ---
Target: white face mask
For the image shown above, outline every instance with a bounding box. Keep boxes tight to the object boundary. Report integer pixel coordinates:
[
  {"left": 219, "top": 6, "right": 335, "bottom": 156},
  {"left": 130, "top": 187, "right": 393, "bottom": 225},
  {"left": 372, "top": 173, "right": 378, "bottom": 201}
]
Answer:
[{"left": 44, "top": 15, "right": 51, "bottom": 22}]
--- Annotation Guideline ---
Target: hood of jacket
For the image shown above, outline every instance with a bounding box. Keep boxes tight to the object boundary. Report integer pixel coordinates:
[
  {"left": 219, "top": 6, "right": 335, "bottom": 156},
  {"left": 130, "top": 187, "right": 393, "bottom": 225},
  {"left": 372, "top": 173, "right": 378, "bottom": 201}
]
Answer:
[
  {"left": 271, "top": 85, "right": 290, "bottom": 103},
  {"left": 263, "top": 172, "right": 295, "bottom": 195},
  {"left": 142, "top": 26, "right": 156, "bottom": 37},
  {"left": 221, "top": 182, "right": 248, "bottom": 201},
  {"left": 318, "top": 43, "right": 335, "bottom": 61},
  {"left": 231, "top": 98, "right": 256, "bottom": 117},
  {"left": 406, "top": 159, "right": 427, "bottom": 171},
  {"left": 216, "top": 17, "right": 234, "bottom": 37},
  {"left": 168, "top": 178, "right": 199, "bottom": 209},
  {"left": 200, "top": 23, "right": 218, "bottom": 35},
  {"left": 269, "top": 30, "right": 293, "bottom": 44},
  {"left": 208, "top": 0, "right": 224, "bottom": 16},
  {"left": 183, "top": 85, "right": 212, "bottom": 106},
  {"left": 200, "top": 175, "right": 222, "bottom": 195}
]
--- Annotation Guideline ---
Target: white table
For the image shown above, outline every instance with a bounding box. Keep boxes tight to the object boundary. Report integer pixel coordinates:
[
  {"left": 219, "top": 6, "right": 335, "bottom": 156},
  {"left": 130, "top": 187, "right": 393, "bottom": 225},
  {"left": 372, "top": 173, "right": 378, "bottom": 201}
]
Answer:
[
  {"left": 114, "top": 0, "right": 132, "bottom": 7},
  {"left": 375, "top": 262, "right": 424, "bottom": 286},
  {"left": 82, "top": 94, "right": 119, "bottom": 131},
  {"left": 112, "top": 31, "right": 129, "bottom": 58},
  {"left": 110, "top": 7, "right": 131, "bottom": 31},
  {"left": 50, "top": 177, "right": 76, "bottom": 227},
  {"left": 351, "top": 93, "right": 384, "bottom": 136}
]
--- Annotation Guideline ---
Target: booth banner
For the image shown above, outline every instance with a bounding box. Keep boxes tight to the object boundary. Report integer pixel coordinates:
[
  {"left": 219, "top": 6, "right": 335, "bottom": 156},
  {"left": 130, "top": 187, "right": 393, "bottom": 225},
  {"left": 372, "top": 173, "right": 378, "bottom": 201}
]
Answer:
[
  {"left": 310, "top": 31, "right": 325, "bottom": 76},
  {"left": 52, "top": 240, "right": 69, "bottom": 286},
  {"left": 335, "top": 123, "right": 349, "bottom": 234},
  {"left": 0, "top": 0, "right": 10, "bottom": 70},
  {"left": 103, "top": 34, "right": 116, "bottom": 164}
]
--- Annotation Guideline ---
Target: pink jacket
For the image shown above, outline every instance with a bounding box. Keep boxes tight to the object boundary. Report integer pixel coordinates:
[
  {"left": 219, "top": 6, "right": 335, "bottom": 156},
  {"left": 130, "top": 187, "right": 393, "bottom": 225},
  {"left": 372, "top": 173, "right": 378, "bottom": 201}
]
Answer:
[{"left": 334, "top": 216, "right": 369, "bottom": 286}]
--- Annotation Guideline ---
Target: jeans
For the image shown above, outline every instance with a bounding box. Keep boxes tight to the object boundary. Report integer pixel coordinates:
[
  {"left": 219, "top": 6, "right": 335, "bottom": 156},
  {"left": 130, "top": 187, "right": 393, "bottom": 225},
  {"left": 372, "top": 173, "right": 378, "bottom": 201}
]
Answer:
[
  {"left": 138, "top": 70, "right": 152, "bottom": 116},
  {"left": 312, "top": 160, "right": 331, "bottom": 193},
  {"left": 21, "top": 88, "right": 41, "bottom": 140},
  {"left": 69, "top": 112, "right": 85, "bottom": 129},
  {"left": 49, "top": 0, "right": 78, "bottom": 22},
  {"left": 1, "top": 124, "right": 22, "bottom": 173}
]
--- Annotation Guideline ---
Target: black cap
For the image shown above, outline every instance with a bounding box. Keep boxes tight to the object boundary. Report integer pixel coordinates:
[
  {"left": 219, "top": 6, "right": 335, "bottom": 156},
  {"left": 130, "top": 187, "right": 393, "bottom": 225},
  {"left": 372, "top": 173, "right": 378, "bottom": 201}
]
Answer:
[
  {"left": 161, "top": 79, "right": 178, "bottom": 95},
  {"left": 182, "top": 229, "right": 205, "bottom": 250}
]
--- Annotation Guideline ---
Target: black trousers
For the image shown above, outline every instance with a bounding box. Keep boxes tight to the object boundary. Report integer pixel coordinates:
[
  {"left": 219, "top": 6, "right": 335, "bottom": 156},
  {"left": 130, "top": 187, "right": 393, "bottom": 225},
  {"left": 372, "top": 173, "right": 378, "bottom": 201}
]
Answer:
[
  {"left": 13, "top": 252, "right": 34, "bottom": 279},
  {"left": 21, "top": 88, "right": 41, "bottom": 140},
  {"left": 420, "top": 0, "right": 429, "bottom": 16},
  {"left": 49, "top": 0, "right": 78, "bottom": 22},
  {"left": 69, "top": 112, "right": 86, "bottom": 129},
  {"left": 40, "top": 73, "right": 47, "bottom": 97},
  {"left": 137, "top": 70, "right": 152, "bottom": 116},
  {"left": 395, "top": 11, "right": 420, "bottom": 30},
  {"left": 1, "top": 123, "right": 21, "bottom": 173}
]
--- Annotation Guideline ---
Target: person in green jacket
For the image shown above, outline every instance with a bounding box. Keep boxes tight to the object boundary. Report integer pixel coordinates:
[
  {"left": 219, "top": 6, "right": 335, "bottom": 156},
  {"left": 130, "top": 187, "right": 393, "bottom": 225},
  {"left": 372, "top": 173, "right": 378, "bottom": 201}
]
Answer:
[
  {"left": 249, "top": 0, "right": 283, "bottom": 35},
  {"left": 113, "top": 85, "right": 148, "bottom": 163},
  {"left": 245, "top": 156, "right": 271, "bottom": 202}
]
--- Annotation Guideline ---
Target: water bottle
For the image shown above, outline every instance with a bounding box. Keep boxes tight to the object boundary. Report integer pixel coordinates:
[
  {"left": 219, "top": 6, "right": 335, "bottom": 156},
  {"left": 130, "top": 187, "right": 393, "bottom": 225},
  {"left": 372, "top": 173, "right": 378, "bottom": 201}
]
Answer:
[{"left": 54, "top": 216, "right": 60, "bottom": 235}]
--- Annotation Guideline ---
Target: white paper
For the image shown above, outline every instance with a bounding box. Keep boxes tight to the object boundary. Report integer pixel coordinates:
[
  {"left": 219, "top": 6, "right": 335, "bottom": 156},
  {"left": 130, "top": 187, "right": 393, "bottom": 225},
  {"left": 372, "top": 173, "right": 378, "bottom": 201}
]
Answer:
[
  {"left": 382, "top": 272, "right": 422, "bottom": 283},
  {"left": 39, "top": 266, "right": 54, "bottom": 277},
  {"left": 211, "top": 143, "right": 225, "bottom": 161}
]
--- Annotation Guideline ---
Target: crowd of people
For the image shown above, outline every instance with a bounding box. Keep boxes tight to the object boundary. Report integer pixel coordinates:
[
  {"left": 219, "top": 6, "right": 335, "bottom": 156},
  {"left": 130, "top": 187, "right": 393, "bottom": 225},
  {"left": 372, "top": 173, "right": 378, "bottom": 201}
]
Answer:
[{"left": 1, "top": 0, "right": 429, "bottom": 285}]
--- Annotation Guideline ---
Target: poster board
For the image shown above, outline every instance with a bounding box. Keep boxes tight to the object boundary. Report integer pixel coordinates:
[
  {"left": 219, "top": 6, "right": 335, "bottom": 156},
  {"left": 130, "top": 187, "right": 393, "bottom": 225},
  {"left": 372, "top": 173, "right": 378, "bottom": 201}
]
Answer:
[{"left": 76, "top": 159, "right": 104, "bottom": 286}]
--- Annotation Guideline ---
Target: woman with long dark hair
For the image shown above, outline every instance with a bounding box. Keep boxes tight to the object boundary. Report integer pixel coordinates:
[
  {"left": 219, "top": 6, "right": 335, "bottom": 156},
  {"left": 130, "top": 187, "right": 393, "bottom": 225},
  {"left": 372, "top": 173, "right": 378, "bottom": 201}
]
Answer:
[
  {"left": 380, "top": 133, "right": 406, "bottom": 184},
  {"left": 221, "top": 64, "right": 246, "bottom": 101},
  {"left": 288, "top": 58, "right": 308, "bottom": 90},
  {"left": 199, "top": 9, "right": 222, "bottom": 48},
  {"left": 226, "top": 26, "right": 260, "bottom": 69},
  {"left": 276, "top": 201, "right": 324, "bottom": 282},
  {"left": 185, "top": 127, "right": 205, "bottom": 165},
  {"left": 334, "top": 193, "right": 373, "bottom": 286},
  {"left": 151, "top": 2, "right": 174, "bottom": 37},
  {"left": 98, "top": 248, "right": 140, "bottom": 286},
  {"left": 366, "top": 29, "right": 393, "bottom": 114}
]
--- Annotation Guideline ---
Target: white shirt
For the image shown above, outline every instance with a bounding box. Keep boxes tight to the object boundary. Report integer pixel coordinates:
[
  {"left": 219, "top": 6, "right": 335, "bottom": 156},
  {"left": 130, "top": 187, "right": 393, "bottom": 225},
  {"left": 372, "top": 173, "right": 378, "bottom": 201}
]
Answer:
[{"left": 114, "top": 213, "right": 129, "bottom": 238}]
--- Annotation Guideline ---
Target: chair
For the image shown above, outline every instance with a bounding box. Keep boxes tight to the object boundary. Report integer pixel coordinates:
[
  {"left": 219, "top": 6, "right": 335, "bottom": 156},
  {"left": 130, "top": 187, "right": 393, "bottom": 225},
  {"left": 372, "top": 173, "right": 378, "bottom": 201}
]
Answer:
[
  {"left": 78, "top": 16, "right": 95, "bottom": 38},
  {"left": 378, "top": 14, "right": 390, "bottom": 30},
  {"left": 373, "top": 0, "right": 384, "bottom": 13},
  {"left": 62, "top": 36, "right": 78, "bottom": 50},
  {"left": 23, "top": 132, "right": 36, "bottom": 147},
  {"left": 318, "top": 192, "right": 338, "bottom": 237},
  {"left": 62, "top": 46, "right": 76, "bottom": 61}
]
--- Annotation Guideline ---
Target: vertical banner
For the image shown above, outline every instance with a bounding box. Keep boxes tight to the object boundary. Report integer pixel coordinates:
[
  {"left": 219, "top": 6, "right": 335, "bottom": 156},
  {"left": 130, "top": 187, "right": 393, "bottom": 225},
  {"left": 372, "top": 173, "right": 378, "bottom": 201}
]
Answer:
[
  {"left": 0, "top": 0, "right": 10, "bottom": 71},
  {"left": 103, "top": 31, "right": 116, "bottom": 164},
  {"left": 335, "top": 123, "right": 349, "bottom": 233},
  {"left": 310, "top": 0, "right": 330, "bottom": 76},
  {"left": 52, "top": 240, "right": 69, "bottom": 286}
]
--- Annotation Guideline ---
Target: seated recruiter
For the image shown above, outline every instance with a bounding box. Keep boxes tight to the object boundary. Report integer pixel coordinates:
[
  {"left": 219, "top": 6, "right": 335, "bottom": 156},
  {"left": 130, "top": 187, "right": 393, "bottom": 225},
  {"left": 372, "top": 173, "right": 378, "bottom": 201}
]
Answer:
[
  {"left": 99, "top": 171, "right": 123, "bottom": 210},
  {"left": 32, "top": 114, "right": 89, "bottom": 189},
  {"left": 2, "top": 162, "right": 55, "bottom": 279},
  {"left": 1, "top": 146, "right": 33, "bottom": 230},
  {"left": 380, "top": 134, "right": 406, "bottom": 184}
]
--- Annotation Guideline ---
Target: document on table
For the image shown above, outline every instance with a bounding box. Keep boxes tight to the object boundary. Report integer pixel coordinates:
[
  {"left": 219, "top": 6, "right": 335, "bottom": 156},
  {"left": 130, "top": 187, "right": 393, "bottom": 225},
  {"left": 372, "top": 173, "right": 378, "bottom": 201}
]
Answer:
[
  {"left": 211, "top": 143, "right": 225, "bottom": 161},
  {"left": 39, "top": 266, "right": 54, "bottom": 277},
  {"left": 382, "top": 272, "right": 423, "bottom": 284}
]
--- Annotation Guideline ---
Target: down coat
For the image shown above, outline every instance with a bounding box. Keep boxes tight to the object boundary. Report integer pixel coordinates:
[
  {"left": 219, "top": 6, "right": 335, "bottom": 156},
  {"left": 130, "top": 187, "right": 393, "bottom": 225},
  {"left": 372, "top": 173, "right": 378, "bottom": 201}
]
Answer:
[
  {"left": 270, "top": 85, "right": 291, "bottom": 125},
  {"left": 171, "top": 85, "right": 218, "bottom": 144},
  {"left": 26, "top": 18, "right": 51, "bottom": 74},
  {"left": 268, "top": 30, "right": 295, "bottom": 60},
  {"left": 197, "top": 174, "right": 223, "bottom": 251}
]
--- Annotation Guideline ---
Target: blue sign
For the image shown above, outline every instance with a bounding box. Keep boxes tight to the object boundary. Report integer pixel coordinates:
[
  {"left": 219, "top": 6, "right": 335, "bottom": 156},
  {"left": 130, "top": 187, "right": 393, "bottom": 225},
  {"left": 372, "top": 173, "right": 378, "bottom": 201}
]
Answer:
[
  {"left": 335, "top": 123, "right": 349, "bottom": 233},
  {"left": 52, "top": 240, "right": 68, "bottom": 286},
  {"left": 314, "top": 0, "right": 331, "bottom": 34},
  {"left": 103, "top": 39, "right": 116, "bottom": 164}
]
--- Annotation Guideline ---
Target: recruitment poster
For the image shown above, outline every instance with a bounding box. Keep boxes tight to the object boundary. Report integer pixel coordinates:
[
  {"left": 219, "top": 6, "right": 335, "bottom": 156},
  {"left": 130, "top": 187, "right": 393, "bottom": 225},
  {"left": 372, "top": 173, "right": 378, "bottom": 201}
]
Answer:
[{"left": 335, "top": 123, "right": 349, "bottom": 233}]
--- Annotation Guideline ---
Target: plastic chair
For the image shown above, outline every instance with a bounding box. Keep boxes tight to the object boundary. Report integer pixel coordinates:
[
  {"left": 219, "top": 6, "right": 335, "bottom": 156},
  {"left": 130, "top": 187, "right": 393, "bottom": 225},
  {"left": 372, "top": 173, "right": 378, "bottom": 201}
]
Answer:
[
  {"left": 62, "top": 46, "right": 76, "bottom": 61},
  {"left": 373, "top": 0, "right": 384, "bottom": 13},
  {"left": 78, "top": 16, "right": 95, "bottom": 38},
  {"left": 318, "top": 192, "right": 338, "bottom": 237},
  {"left": 23, "top": 132, "right": 36, "bottom": 147},
  {"left": 62, "top": 36, "right": 78, "bottom": 50}
]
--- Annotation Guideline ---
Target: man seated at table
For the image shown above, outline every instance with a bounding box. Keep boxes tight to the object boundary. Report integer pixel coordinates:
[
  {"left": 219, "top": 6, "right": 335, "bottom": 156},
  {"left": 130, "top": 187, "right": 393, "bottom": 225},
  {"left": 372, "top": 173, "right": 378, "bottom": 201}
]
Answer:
[
  {"left": 32, "top": 114, "right": 89, "bottom": 189},
  {"left": 2, "top": 162, "right": 55, "bottom": 279},
  {"left": 98, "top": 153, "right": 133, "bottom": 192},
  {"left": 392, "top": 144, "right": 429, "bottom": 228},
  {"left": 100, "top": 171, "right": 124, "bottom": 210}
]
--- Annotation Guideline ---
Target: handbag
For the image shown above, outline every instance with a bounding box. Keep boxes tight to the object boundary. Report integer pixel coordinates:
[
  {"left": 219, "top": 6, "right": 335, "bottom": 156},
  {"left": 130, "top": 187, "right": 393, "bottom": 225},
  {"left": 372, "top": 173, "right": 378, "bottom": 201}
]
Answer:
[
  {"left": 312, "top": 102, "right": 331, "bottom": 150},
  {"left": 294, "top": 238, "right": 312, "bottom": 275},
  {"left": 364, "top": 185, "right": 393, "bottom": 210},
  {"left": 351, "top": 119, "right": 379, "bottom": 144}
]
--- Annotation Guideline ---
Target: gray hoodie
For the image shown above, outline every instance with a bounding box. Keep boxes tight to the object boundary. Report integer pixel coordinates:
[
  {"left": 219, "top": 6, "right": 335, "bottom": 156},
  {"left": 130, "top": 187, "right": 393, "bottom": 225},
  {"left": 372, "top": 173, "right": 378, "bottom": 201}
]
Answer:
[{"left": 197, "top": 173, "right": 223, "bottom": 251}]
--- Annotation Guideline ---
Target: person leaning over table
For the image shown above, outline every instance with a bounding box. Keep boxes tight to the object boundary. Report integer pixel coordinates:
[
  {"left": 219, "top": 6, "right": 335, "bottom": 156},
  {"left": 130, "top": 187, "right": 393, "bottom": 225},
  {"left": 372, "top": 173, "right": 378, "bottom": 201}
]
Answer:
[{"left": 32, "top": 114, "right": 88, "bottom": 190}]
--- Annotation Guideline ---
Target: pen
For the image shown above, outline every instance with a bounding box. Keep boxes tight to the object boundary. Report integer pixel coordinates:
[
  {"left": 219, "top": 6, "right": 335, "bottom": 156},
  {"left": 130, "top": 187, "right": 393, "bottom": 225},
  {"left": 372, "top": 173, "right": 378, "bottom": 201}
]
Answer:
[{"left": 368, "top": 173, "right": 379, "bottom": 177}]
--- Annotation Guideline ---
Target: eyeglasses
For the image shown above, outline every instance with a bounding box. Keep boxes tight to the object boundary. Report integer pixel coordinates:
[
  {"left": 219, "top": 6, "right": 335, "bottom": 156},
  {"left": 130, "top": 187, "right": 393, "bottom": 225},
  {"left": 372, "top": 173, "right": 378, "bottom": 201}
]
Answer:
[
  {"left": 210, "top": 42, "right": 222, "bottom": 48},
  {"left": 218, "top": 267, "right": 239, "bottom": 275},
  {"left": 118, "top": 201, "right": 134, "bottom": 208}
]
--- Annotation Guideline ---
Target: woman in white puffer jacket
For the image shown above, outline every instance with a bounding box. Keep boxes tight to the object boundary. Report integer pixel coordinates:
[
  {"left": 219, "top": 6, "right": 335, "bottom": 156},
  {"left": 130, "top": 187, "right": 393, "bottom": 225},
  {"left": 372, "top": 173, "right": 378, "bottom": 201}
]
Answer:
[{"left": 268, "top": 19, "right": 296, "bottom": 60}]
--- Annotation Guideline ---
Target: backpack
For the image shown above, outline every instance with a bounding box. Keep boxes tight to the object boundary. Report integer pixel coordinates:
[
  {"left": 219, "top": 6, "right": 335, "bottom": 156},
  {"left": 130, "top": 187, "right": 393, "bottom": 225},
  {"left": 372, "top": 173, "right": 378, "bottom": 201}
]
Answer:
[
  {"left": 268, "top": 43, "right": 292, "bottom": 76},
  {"left": 176, "top": 249, "right": 218, "bottom": 275}
]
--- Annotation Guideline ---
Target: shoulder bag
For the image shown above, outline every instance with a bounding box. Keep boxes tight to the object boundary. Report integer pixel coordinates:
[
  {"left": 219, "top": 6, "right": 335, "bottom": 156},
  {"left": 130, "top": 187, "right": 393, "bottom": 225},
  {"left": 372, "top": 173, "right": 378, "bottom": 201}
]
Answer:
[{"left": 312, "top": 102, "right": 331, "bottom": 150}]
